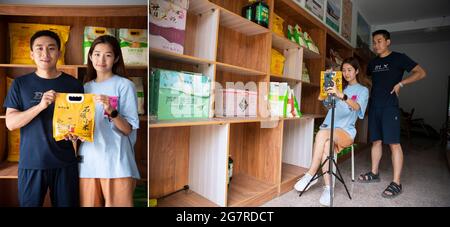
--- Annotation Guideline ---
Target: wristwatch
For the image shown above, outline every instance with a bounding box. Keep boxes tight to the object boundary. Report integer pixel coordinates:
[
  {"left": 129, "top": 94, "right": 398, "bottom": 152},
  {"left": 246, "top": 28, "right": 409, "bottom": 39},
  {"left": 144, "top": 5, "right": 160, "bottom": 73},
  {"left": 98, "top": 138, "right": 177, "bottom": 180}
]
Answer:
[
  {"left": 110, "top": 109, "right": 119, "bottom": 118},
  {"left": 342, "top": 94, "right": 348, "bottom": 101}
]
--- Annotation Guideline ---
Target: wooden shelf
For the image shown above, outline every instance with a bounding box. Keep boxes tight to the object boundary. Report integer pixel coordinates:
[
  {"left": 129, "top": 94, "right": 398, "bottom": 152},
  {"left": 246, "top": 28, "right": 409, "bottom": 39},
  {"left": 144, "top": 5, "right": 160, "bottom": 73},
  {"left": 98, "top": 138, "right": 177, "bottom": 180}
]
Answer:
[
  {"left": 0, "top": 116, "right": 5, "bottom": 119},
  {"left": 0, "top": 5, "right": 147, "bottom": 17},
  {"left": 270, "top": 74, "right": 319, "bottom": 87},
  {"left": 0, "top": 162, "right": 18, "bottom": 179},
  {"left": 149, "top": 48, "right": 214, "bottom": 66},
  {"left": 149, "top": 118, "right": 224, "bottom": 128},
  {"left": 156, "top": 189, "right": 218, "bottom": 207},
  {"left": 149, "top": 117, "right": 281, "bottom": 128},
  {"left": 271, "top": 73, "right": 300, "bottom": 82},
  {"left": 216, "top": 62, "right": 267, "bottom": 76},
  {"left": 271, "top": 32, "right": 300, "bottom": 50},
  {"left": 280, "top": 163, "right": 308, "bottom": 194},
  {"left": 227, "top": 173, "right": 278, "bottom": 207}
]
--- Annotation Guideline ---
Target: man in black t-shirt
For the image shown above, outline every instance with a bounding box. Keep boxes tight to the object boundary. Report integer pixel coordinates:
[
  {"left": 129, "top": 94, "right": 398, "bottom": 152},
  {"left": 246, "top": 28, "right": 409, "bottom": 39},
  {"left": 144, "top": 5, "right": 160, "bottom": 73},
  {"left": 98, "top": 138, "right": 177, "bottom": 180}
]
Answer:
[
  {"left": 357, "top": 30, "right": 426, "bottom": 198},
  {"left": 3, "top": 30, "right": 84, "bottom": 207}
]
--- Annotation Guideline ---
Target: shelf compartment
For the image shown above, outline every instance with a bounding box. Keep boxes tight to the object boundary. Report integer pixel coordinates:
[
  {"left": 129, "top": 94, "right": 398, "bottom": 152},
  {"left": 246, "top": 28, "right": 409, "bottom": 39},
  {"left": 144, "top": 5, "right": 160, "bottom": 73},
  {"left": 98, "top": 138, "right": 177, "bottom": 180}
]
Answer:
[
  {"left": 227, "top": 173, "right": 278, "bottom": 207},
  {"left": 210, "top": 0, "right": 270, "bottom": 36},
  {"left": 281, "top": 118, "right": 314, "bottom": 194},
  {"left": 227, "top": 121, "right": 282, "bottom": 206},
  {"left": 149, "top": 124, "right": 229, "bottom": 207},
  {"left": 217, "top": 24, "right": 270, "bottom": 73}
]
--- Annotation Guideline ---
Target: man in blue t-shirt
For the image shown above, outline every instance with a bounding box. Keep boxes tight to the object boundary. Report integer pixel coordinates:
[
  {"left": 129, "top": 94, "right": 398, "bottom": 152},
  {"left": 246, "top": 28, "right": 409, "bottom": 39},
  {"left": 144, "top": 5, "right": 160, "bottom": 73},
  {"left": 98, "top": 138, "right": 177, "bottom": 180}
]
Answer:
[
  {"left": 3, "top": 30, "right": 84, "bottom": 207},
  {"left": 358, "top": 30, "right": 426, "bottom": 198}
]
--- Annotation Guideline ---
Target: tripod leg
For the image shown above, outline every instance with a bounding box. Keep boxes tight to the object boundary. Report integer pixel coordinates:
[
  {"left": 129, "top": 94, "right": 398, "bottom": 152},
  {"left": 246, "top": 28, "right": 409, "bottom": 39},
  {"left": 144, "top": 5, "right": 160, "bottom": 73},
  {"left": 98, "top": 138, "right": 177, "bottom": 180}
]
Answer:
[
  {"left": 299, "top": 158, "right": 329, "bottom": 197},
  {"left": 331, "top": 158, "right": 352, "bottom": 199}
]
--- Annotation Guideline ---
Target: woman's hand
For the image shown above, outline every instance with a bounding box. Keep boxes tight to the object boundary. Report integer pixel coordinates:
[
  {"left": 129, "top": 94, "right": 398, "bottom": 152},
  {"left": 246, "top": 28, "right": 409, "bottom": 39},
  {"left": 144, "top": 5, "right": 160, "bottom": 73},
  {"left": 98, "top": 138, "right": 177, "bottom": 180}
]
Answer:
[
  {"left": 64, "top": 134, "right": 85, "bottom": 142},
  {"left": 326, "top": 83, "right": 344, "bottom": 99},
  {"left": 95, "top": 95, "right": 114, "bottom": 114}
]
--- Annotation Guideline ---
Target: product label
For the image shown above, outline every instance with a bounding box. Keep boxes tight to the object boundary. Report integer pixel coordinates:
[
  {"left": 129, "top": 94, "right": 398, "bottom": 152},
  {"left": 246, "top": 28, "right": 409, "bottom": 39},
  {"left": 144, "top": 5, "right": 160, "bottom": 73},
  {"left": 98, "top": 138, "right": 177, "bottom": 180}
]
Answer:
[{"left": 256, "top": 4, "right": 269, "bottom": 24}]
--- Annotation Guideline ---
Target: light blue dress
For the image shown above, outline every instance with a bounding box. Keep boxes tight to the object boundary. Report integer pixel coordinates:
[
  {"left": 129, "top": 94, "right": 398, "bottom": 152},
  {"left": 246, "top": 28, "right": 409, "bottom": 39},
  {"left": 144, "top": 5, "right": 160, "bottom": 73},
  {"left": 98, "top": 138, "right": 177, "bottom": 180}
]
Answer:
[
  {"left": 320, "top": 83, "right": 369, "bottom": 140},
  {"left": 79, "top": 75, "right": 140, "bottom": 179}
]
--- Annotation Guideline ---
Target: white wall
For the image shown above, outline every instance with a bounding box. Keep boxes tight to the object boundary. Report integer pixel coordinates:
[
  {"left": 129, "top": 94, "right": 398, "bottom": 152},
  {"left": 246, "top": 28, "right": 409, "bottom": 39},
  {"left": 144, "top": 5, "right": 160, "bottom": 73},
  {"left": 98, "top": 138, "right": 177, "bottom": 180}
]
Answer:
[
  {"left": 0, "top": 0, "right": 146, "bottom": 5},
  {"left": 390, "top": 40, "right": 450, "bottom": 131}
]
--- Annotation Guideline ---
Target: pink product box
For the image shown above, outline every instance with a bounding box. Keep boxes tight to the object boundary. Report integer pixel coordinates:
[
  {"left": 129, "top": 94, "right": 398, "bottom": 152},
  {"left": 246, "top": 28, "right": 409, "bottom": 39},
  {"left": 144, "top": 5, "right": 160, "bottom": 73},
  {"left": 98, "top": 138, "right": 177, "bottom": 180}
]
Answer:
[{"left": 149, "top": 0, "right": 187, "bottom": 54}]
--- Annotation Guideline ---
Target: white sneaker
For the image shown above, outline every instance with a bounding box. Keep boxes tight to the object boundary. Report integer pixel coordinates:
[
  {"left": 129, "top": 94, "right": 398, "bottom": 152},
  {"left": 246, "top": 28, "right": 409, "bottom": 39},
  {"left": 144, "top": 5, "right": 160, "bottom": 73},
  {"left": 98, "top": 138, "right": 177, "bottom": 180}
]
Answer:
[
  {"left": 294, "top": 173, "right": 317, "bottom": 192},
  {"left": 319, "top": 185, "right": 334, "bottom": 207}
]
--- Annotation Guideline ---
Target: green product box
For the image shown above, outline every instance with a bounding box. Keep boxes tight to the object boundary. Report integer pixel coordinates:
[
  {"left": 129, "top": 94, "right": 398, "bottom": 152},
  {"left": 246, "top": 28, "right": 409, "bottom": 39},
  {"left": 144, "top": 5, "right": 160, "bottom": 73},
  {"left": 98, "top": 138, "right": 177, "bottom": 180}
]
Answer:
[{"left": 150, "top": 68, "right": 210, "bottom": 120}]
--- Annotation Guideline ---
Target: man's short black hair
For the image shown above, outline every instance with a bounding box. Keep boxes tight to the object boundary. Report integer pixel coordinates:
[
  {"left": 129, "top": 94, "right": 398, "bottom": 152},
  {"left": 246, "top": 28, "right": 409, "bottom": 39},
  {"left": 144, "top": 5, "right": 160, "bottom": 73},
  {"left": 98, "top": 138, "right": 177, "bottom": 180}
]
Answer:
[
  {"left": 372, "top": 29, "right": 391, "bottom": 40},
  {"left": 30, "top": 30, "right": 61, "bottom": 50}
]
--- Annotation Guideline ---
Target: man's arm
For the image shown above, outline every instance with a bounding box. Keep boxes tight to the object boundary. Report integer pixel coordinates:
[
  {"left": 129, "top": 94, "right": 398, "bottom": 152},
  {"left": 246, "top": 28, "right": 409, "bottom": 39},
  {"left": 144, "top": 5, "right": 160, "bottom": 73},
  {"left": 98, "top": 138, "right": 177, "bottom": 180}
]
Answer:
[
  {"left": 6, "top": 90, "right": 56, "bottom": 131},
  {"left": 391, "top": 65, "right": 426, "bottom": 96}
]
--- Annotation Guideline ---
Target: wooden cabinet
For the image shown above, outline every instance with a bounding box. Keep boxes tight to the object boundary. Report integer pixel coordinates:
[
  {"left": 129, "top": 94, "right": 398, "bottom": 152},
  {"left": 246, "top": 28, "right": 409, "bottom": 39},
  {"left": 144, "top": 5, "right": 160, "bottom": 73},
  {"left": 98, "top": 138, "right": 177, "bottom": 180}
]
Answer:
[{"left": 0, "top": 4, "right": 147, "bottom": 206}]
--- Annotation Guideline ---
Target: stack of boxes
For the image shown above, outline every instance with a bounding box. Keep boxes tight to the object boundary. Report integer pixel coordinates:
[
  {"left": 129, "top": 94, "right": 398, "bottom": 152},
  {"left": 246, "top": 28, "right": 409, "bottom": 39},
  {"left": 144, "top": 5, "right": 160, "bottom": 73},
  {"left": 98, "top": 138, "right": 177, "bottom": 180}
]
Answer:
[{"left": 215, "top": 84, "right": 257, "bottom": 118}]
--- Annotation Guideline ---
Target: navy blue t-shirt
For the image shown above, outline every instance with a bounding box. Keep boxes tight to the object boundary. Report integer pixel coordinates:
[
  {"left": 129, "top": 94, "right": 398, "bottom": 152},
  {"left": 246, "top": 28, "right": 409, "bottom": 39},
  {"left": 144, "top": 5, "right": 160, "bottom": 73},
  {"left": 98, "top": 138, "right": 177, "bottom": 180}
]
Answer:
[
  {"left": 367, "top": 51, "right": 417, "bottom": 107},
  {"left": 3, "top": 72, "right": 84, "bottom": 169}
]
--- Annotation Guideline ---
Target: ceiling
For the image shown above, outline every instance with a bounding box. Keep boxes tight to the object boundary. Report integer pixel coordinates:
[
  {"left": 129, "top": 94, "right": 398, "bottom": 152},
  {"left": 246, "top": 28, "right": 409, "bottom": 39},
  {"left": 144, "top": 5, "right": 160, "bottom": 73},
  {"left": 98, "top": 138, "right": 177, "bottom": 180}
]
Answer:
[{"left": 357, "top": 0, "right": 450, "bottom": 25}]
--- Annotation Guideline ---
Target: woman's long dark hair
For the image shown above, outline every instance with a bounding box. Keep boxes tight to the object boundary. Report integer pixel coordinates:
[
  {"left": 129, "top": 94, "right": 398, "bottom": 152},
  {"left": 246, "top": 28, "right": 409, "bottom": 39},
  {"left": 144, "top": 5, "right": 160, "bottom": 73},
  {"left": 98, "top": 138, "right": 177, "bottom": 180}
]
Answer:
[
  {"left": 340, "top": 57, "right": 371, "bottom": 89},
  {"left": 84, "top": 35, "right": 127, "bottom": 83}
]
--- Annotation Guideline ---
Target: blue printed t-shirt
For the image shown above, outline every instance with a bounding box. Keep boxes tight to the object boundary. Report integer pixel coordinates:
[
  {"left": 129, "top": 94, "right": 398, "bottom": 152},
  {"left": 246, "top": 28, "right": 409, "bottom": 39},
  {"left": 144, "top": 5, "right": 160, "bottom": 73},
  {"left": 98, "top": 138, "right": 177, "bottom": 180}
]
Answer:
[
  {"left": 79, "top": 75, "right": 140, "bottom": 179},
  {"left": 3, "top": 72, "right": 84, "bottom": 169},
  {"left": 367, "top": 51, "right": 417, "bottom": 107},
  {"left": 320, "top": 83, "right": 369, "bottom": 140}
]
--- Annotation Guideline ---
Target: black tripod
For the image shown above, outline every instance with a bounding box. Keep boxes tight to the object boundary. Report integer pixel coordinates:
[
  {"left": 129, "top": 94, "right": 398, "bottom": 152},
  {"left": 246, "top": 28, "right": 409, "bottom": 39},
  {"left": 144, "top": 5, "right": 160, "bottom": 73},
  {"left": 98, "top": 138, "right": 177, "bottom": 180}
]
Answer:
[{"left": 298, "top": 95, "right": 351, "bottom": 207}]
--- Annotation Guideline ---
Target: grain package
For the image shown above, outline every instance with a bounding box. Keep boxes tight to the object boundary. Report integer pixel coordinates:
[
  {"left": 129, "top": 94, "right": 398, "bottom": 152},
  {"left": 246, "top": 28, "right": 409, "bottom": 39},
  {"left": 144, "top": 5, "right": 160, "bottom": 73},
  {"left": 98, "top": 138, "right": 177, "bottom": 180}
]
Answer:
[
  {"left": 119, "top": 28, "right": 148, "bottom": 66},
  {"left": 9, "top": 23, "right": 70, "bottom": 65},
  {"left": 53, "top": 93, "right": 95, "bottom": 142},
  {"left": 6, "top": 77, "right": 20, "bottom": 162}
]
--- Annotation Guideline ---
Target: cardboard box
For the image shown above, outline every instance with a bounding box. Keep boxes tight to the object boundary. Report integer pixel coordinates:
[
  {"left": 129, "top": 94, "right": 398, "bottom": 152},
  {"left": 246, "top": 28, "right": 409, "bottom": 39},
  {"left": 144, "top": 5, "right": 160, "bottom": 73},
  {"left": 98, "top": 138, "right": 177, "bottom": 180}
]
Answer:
[
  {"left": 247, "top": 90, "right": 257, "bottom": 117},
  {"left": 151, "top": 68, "right": 210, "bottom": 120},
  {"left": 149, "top": 0, "right": 187, "bottom": 54},
  {"left": 215, "top": 88, "right": 236, "bottom": 117}
]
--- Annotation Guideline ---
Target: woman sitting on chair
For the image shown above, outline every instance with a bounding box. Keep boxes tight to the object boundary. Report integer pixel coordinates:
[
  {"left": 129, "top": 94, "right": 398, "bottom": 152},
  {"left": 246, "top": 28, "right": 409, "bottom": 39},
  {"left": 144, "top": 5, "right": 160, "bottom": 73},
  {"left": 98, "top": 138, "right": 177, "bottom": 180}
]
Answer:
[{"left": 294, "top": 57, "right": 369, "bottom": 206}]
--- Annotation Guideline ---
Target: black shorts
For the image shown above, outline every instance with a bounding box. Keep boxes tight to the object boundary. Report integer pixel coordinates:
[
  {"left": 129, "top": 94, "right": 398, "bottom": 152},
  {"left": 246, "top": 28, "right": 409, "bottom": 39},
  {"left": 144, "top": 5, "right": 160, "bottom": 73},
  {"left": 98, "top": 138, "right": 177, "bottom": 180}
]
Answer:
[
  {"left": 18, "top": 164, "right": 79, "bottom": 207},
  {"left": 368, "top": 106, "right": 401, "bottom": 144}
]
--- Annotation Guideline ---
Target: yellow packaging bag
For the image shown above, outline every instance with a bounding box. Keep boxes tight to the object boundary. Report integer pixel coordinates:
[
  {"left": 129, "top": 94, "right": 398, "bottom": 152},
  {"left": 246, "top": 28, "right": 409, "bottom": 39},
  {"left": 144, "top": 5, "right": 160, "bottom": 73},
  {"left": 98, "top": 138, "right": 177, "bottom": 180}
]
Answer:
[
  {"left": 9, "top": 23, "right": 70, "bottom": 65},
  {"left": 271, "top": 48, "right": 285, "bottom": 76},
  {"left": 53, "top": 93, "right": 95, "bottom": 142},
  {"left": 6, "top": 77, "right": 20, "bottom": 162},
  {"left": 273, "top": 13, "right": 285, "bottom": 37},
  {"left": 320, "top": 71, "right": 343, "bottom": 99}
]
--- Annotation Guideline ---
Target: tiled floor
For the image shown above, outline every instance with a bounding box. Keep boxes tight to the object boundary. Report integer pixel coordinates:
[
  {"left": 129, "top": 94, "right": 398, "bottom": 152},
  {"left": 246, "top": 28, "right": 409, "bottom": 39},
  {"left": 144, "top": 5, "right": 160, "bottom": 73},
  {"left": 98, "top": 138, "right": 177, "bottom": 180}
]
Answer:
[{"left": 262, "top": 136, "right": 450, "bottom": 207}]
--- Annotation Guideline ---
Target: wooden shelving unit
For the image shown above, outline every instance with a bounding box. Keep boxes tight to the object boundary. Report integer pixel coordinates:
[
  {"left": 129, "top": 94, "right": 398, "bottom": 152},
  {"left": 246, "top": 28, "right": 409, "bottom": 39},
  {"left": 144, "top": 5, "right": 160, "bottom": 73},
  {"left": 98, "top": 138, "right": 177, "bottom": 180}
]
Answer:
[
  {"left": 150, "top": 0, "right": 372, "bottom": 207},
  {"left": 0, "top": 4, "right": 148, "bottom": 206}
]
